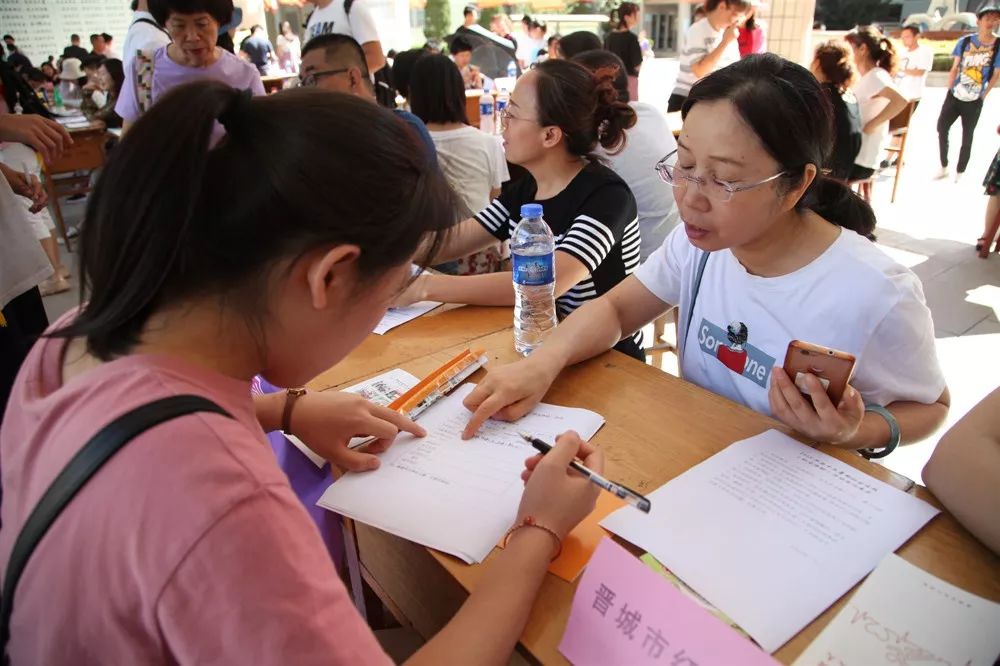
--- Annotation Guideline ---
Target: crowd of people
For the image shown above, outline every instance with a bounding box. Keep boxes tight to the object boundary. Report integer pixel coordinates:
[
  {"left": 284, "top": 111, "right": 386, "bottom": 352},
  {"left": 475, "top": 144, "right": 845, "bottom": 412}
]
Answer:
[{"left": 0, "top": 0, "right": 998, "bottom": 661}]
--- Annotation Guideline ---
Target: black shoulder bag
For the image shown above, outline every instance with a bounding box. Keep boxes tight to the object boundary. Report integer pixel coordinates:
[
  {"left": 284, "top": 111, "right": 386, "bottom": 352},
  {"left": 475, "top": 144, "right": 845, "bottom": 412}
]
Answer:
[{"left": 0, "top": 395, "right": 232, "bottom": 663}]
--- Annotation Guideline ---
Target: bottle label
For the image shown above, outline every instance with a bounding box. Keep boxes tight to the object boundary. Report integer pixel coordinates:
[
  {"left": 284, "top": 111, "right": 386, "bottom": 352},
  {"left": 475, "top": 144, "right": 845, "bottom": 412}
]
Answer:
[
  {"left": 513, "top": 252, "right": 554, "bottom": 286},
  {"left": 480, "top": 102, "right": 493, "bottom": 115}
]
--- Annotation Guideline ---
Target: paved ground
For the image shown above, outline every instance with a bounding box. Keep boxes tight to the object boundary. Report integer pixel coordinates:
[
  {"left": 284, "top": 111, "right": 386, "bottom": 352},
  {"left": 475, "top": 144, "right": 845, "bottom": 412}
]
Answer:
[{"left": 40, "top": 80, "right": 998, "bottom": 486}]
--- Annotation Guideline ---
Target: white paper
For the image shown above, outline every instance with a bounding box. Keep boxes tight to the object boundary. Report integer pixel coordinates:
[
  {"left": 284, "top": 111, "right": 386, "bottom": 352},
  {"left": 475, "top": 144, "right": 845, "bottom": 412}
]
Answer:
[
  {"left": 794, "top": 554, "right": 1000, "bottom": 666},
  {"left": 284, "top": 369, "right": 420, "bottom": 468},
  {"left": 374, "top": 301, "right": 442, "bottom": 335},
  {"left": 317, "top": 383, "right": 605, "bottom": 563},
  {"left": 601, "top": 430, "right": 939, "bottom": 654}
]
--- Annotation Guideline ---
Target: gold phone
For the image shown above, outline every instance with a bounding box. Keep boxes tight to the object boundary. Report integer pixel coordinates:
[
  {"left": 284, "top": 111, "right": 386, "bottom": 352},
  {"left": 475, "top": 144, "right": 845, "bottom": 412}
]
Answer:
[{"left": 783, "top": 340, "right": 856, "bottom": 404}]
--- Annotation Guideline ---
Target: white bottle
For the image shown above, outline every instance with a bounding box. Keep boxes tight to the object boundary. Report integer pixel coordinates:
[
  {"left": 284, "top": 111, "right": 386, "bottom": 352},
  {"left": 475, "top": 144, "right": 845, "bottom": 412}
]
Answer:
[
  {"left": 494, "top": 88, "right": 509, "bottom": 135},
  {"left": 511, "top": 203, "right": 557, "bottom": 355},
  {"left": 479, "top": 88, "right": 494, "bottom": 134}
]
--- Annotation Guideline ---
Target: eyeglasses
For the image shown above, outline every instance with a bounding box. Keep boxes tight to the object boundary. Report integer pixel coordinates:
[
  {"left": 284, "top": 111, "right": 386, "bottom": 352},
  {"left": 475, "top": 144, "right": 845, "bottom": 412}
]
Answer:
[
  {"left": 498, "top": 107, "right": 540, "bottom": 131},
  {"left": 298, "top": 68, "right": 350, "bottom": 87},
  {"left": 654, "top": 150, "right": 788, "bottom": 203}
]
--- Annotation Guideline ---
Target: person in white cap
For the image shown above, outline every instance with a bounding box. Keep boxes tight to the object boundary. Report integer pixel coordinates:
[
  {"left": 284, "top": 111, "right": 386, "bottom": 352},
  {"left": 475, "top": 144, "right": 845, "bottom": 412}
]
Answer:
[{"left": 57, "top": 57, "right": 85, "bottom": 104}]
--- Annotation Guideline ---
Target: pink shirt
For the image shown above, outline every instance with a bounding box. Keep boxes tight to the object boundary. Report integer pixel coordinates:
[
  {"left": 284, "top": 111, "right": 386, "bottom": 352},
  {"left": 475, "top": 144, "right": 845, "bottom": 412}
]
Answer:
[{"left": 0, "top": 317, "right": 391, "bottom": 665}]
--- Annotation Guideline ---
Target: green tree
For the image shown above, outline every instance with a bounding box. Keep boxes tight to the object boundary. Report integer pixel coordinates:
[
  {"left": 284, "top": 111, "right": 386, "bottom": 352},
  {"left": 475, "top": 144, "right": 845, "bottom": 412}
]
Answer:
[
  {"left": 424, "top": 0, "right": 452, "bottom": 40},
  {"left": 816, "top": 0, "right": 897, "bottom": 30}
]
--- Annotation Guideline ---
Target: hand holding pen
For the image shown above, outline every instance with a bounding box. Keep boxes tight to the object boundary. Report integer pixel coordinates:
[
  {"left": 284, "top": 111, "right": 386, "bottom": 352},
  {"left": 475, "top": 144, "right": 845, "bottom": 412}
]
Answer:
[{"left": 520, "top": 432, "right": 652, "bottom": 513}]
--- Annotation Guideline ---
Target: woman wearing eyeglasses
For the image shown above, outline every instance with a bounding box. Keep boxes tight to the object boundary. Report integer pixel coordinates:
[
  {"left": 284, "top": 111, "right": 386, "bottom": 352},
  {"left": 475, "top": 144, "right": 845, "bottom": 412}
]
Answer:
[
  {"left": 397, "top": 59, "right": 644, "bottom": 359},
  {"left": 116, "top": 0, "right": 265, "bottom": 131},
  {"left": 457, "top": 54, "right": 949, "bottom": 459}
]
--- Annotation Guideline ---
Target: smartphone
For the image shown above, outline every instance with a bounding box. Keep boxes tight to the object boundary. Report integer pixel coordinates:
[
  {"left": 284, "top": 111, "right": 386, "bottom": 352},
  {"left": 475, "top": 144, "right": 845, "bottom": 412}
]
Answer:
[{"left": 783, "top": 340, "right": 857, "bottom": 405}]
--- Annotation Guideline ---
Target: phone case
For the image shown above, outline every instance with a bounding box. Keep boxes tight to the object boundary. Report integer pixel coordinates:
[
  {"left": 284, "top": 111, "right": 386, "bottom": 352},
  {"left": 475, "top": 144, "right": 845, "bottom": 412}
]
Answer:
[{"left": 783, "top": 340, "right": 857, "bottom": 405}]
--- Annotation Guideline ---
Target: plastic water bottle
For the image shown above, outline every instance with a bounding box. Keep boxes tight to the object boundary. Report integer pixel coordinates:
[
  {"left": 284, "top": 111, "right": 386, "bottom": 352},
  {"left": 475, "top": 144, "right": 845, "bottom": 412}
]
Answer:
[
  {"left": 512, "top": 203, "right": 557, "bottom": 355},
  {"left": 506, "top": 59, "right": 517, "bottom": 78},
  {"left": 479, "top": 88, "right": 494, "bottom": 134},
  {"left": 494, "top": 88, "right": 509, "bottom": 135}
]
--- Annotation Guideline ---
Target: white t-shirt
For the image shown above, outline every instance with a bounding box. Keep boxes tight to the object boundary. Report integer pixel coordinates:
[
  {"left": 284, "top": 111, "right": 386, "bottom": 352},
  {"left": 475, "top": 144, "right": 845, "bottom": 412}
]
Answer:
[
  {"left": 673, "top": 18, "right": 740, "bottom": 96},
  {"left": 0, "top": 173, "right": 50, "bottom": 309},
  {"left": 597, "top": 101, "right": 679, "bottom": 261},
  {"left": 853, "top": 67, "right": 895, "bottom": 169},
  {"left": 895, "top": 44, "right": 933, "bottom": 100},
  {"left": 633, "top": 225, "right": 945, "bottom": 416},
  {"left": 121, "top": 11, "right": 171, "bottom": 71},
  {"left": 305, "top": 0, "right": 380, "bottom": 45},
  {"left": 428, "top": 125, "right": 509, "bottom": 216}
]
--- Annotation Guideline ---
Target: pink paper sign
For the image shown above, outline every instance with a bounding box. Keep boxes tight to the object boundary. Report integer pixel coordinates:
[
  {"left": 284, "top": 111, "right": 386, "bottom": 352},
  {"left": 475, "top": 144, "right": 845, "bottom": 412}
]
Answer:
[{"left": 559, "top": 538, "right": 779, "bottom": 666}]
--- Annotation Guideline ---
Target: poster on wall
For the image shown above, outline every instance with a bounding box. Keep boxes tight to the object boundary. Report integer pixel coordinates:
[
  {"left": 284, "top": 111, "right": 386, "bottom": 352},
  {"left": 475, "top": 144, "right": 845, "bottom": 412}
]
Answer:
[{"left": 0, "top": 0, "right": 130, "bottom": 64}]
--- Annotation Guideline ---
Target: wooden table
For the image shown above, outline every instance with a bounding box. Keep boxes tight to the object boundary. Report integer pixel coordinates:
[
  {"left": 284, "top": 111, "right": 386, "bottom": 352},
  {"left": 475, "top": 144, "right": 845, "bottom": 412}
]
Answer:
[
  {"left": 42, "top": 119, "right": 108, "bottom": 249},
  {"left": 307, "top": 305, "right": 513, "bottom": 392},
  {"left": 319, "top": 319, "right": 1000, "bottom": 664},
  {"left": 262, "top": 72, "right": 298, "bottom": 94}
]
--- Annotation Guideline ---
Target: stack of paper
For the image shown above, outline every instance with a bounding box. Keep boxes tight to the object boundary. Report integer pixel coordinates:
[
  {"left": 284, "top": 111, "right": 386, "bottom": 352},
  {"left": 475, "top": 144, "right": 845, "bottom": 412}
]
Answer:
[
  {"left": 794, "top": 554, "right": 1000, "bottom": 666},
  {"left": 318, "top": 383, "right": 604, "bottom": 563},
  {"left": 601, "top": 430, "right": 940, "bottom": 653},
  {"left": 374, "top": 301, "right": 441, "bottom": 335}
]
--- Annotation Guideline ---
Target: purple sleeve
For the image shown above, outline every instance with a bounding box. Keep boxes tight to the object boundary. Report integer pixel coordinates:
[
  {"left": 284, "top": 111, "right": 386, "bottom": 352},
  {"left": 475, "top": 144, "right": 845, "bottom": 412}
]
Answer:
[
  {"left": 249, "top": 69, "right": 266, "bottom": 97},
  {"left": 114, "top": 57, "right": 141, "bottom": 123}
]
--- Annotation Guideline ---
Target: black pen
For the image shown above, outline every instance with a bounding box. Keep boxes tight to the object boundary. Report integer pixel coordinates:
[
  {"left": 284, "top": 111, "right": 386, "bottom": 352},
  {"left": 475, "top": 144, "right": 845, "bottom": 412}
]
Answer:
[{"left": 519, "top": 433, "right": 652, "bottom": 513}]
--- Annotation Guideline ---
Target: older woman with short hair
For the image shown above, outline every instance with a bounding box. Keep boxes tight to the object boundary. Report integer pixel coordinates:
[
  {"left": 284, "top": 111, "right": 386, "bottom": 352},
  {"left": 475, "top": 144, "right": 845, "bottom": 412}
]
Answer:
[{"left": 115, "top": 0, "right": 264, "bottom": 131}]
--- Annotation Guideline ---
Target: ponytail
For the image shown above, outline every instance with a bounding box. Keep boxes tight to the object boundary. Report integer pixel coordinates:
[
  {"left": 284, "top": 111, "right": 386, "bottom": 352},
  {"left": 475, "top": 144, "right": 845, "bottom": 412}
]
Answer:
[
  {"left": 591, "top": 64, "right": 635, "bottom": 154},
  {"left": 801, "top": 176, "right": 876, "bottom": 240},
  {"left": 845, "top": 27, "right": 897, "bottom": 75},
  {"left": 53, "top": 81, "right": 456, "bottom": 360},
  {"left": 610, "top": 2, "right": 639, "bottom": 29},
  {"left": 533, "top": 59, "right": 636, "bottom": 161},
  {"left": 58, "top": 82, "right": 236, "bottom": 358},
  {"left": 875, "top": 37, "right": 898, "bottom": 75}
]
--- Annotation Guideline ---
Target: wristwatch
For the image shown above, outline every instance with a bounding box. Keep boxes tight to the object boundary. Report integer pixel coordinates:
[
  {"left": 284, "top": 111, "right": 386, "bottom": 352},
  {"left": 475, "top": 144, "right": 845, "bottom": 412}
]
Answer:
[{"left": 281, "top": 388, "right": 307, "bottom": 435}]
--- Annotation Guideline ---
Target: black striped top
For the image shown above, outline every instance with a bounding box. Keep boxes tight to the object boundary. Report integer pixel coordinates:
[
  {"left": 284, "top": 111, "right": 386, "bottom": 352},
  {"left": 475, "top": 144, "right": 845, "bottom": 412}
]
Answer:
[{"left": 475, "top": 162, "right": 643, "bottom": 358}]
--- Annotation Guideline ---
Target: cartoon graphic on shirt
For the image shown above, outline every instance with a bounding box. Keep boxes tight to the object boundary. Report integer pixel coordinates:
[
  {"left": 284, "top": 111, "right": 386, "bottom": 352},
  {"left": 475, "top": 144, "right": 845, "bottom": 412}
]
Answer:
[
  {"left": 953, "top": 40, "right": 997, "bottom": 101},
  {"left": 716, "top": 321, "right": 749, "bottom": 374},
  {"left": 697, "top": 318, "right": 776, "bottom": 388}
]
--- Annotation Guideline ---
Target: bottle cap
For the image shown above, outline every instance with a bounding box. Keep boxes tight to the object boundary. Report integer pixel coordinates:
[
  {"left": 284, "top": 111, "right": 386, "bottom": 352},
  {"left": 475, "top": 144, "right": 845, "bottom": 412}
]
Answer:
[{"left": 521, "top": 203, "right": 543, "bottom": 218}]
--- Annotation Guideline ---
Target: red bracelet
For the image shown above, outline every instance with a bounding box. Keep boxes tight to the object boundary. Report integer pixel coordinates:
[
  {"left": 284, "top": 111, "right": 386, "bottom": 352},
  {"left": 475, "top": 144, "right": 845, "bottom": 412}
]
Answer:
[{"left": 503, "top": 515, "right": 562, "bottom": 561}]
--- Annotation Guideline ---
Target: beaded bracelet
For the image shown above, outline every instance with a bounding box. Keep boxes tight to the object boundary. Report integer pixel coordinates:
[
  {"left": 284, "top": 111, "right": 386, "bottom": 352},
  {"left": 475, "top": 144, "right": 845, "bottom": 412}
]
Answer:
[{"left": 503, "top": 515, "right": 562, "bottom": 561}]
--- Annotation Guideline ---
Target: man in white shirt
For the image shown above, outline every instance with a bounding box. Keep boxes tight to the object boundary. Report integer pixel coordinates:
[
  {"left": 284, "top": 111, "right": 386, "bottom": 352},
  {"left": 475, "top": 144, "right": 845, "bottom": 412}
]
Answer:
[
  {"left": 895, "top": 25, "right": 933, "bottom": 106},
  {"left": 121, "top": 0, "right": 171, "bottom": 71},
  {"left": 668, "top": 0, "right": 749, "bottom": 112},
  {"left": 305, "top": 0, "right": 386, "bottom": 74}
]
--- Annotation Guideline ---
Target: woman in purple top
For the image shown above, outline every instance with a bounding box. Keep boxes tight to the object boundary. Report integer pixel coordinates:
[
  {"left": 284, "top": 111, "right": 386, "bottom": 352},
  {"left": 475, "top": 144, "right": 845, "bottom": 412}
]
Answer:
[{"left": 116, "top": 0, "right": 264, "bottom": 130}]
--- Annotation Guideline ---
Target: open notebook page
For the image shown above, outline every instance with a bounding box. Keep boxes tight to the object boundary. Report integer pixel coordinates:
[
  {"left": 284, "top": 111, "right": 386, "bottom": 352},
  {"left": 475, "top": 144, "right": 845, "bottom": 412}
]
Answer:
[{"left": 318, "top": 383, "right": 604, "bottom": 563}]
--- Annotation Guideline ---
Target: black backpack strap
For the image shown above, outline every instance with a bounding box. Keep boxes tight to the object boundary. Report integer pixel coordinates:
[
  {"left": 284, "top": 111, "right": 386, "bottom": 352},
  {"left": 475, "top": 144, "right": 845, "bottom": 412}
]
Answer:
[
  {"left": 0, "top": 395, "right": 232, "bottom": 659},
  {"left": 681, "top": 250, "right": 711, "bottom": 368}
]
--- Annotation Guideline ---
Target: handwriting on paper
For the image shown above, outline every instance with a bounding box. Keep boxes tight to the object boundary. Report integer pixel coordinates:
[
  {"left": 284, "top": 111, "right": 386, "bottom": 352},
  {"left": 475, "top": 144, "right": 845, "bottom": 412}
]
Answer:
[
  {"left": 793, "top": 554, "right": 1000, "bottom": 666},
  {"left": 559, "top": 538, "right": 778, "bottom": 666}
]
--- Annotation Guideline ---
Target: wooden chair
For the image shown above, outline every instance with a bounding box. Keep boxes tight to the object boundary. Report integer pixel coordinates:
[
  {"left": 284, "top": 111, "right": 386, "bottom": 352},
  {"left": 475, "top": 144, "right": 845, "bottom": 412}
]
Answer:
[
  {"left": 883, "top": 99, "right": 918, "bottom": 204},
  {"left": 847, "top": 100, "right": 918, "bottom": 205},
  {"left": 40, "top": 122, "right": 107, "bottom": 251},
  {"left": 644, "top": 306, "right": 679, "bottom": 368}
]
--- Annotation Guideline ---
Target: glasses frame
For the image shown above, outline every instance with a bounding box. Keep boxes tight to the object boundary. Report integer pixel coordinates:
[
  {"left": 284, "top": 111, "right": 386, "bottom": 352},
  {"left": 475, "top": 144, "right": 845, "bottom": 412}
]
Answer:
[
  {"left": 654, "top": 150, "right": 788, "bottom": 203},
  {"left": 498, "top": 106, "right": 541, "bottom": 131},
  {"left": 298, "top": 68, "right": 351, "bottom": 87}
]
